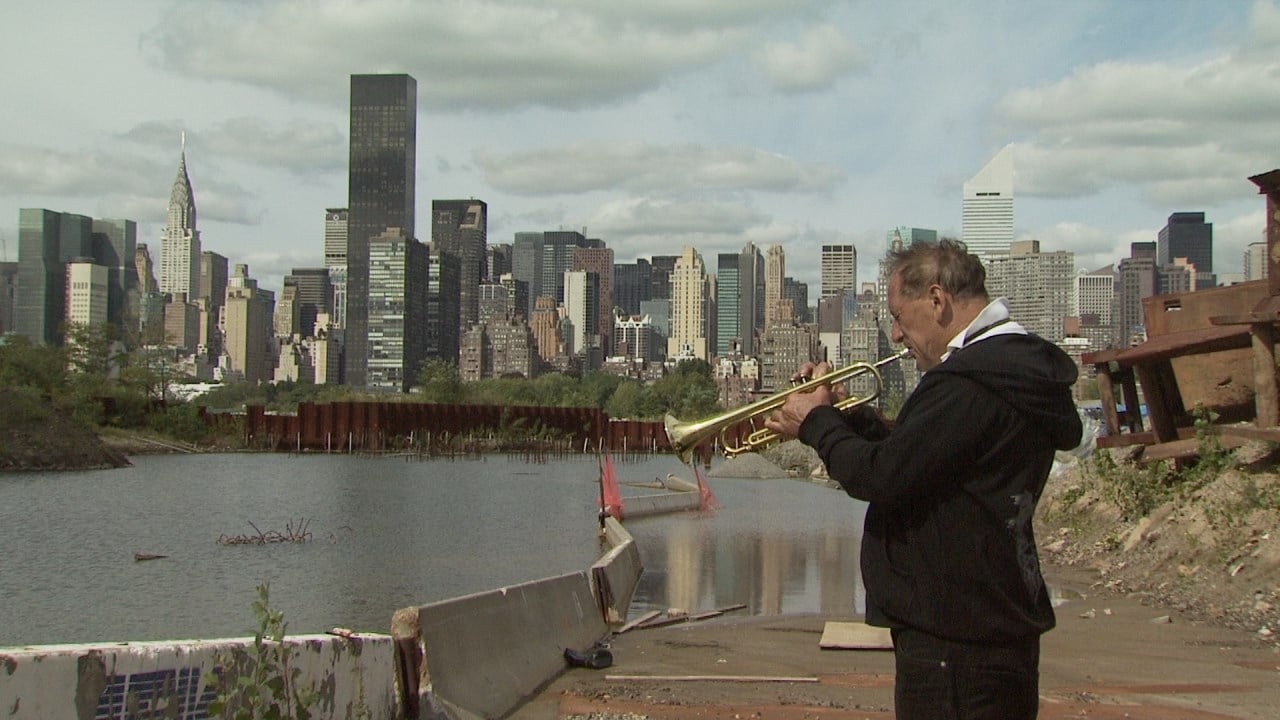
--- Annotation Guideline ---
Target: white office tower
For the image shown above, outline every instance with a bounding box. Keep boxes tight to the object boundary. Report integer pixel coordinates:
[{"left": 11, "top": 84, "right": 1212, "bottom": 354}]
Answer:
[
  {"left": 1073, "top": 266, "right": 1115, "bottom": 354},
  {"left": 962, "top": 145, "right": 1014, "bottom": 260},
  {"left": 65, "top": 261, "right": 108, "bottom": 327},
  {"left": 1074, "top": 267, "right": 1114, "bottom": 322},
  {"left": 324, "top": 209, "right": 348, "bottom": 328},
  {"left": 668, "top": 246, "right": 710, "bottom": 361},
  {"left": 563, "top": 269, "right": 596, "bottom": 357},
  {"left": 1245, "top": 241, "right": 1267, "bottom": 281},
  {"left": 821, "top": 244, "right": 856, "bottom": 299},
  {"left": 160, "top": 139, "right": 201, "bottom": 297}
]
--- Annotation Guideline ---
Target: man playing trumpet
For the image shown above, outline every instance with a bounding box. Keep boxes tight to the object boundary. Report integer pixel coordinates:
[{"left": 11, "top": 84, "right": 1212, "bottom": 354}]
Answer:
[{"left": 765, "top": 238, "right": 1083, "bottom": 720}]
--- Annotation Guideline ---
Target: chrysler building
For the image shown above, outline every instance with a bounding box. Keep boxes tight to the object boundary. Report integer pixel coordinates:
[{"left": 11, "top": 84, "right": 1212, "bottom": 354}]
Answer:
[{"left": 160, "top": 135, "right": 201, "bottom": 298}]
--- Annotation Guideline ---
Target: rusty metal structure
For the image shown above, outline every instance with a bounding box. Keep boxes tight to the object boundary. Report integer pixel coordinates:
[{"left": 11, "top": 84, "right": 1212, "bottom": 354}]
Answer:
[{"left": 218, "top": 401, "right": 718, "bottom": 459}]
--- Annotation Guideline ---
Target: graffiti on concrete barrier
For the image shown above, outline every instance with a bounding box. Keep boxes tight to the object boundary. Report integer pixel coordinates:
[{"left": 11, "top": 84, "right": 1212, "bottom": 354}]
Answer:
[{"left": 95, "top": 666, "right": 218, "bottom": 720}]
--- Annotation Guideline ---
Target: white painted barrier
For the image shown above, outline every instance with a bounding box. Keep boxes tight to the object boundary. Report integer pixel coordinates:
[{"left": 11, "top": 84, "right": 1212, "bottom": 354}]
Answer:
[
  {"left": 393, "top": 517, "right": 643, "bottom": 720},
  {"left": 0, "top": 633, "right": 398, "bottom": 720}
]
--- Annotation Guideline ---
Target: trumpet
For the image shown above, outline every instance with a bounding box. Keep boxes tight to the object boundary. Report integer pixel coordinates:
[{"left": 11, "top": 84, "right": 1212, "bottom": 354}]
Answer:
[{"left": 664, "top": 349, "right": 909, "bottom": 464}]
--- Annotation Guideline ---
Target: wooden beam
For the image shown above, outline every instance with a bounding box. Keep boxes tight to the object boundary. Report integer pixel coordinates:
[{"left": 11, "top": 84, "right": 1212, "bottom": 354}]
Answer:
[{"left": 605, "top": 674, "right": 820, "bottom": 683}]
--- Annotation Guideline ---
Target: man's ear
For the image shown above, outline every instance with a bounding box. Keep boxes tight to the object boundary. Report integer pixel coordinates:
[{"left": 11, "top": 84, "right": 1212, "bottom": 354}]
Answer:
[{"left": 926, "top": 284, "right": 947, "bottom": 315}]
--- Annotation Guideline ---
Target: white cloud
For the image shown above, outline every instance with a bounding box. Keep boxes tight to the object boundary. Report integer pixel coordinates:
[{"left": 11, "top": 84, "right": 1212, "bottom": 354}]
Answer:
[
  {"left": 140, "top": 0, "right": 830, "bottom": 112},
  {"left": 0, "top": 143, "right": 164, "bottom": 198},
  {"left": 121, "top": 119, "right": 346, "bottom": 176},
  {"left": 477, "top": 141, "right": 844, "bottom": 195},
  {"left": 995, "top": 6, "right": 1280, "bottom": 211},
  {"left": 754, "top": 24, "right": 862, "bottom": 93}
]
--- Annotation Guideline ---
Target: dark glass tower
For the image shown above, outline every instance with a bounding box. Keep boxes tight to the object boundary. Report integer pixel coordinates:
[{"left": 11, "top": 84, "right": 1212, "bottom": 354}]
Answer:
[
  {"left": 346, "top": 73, "right": 417, "bottom": 387},
  {"left": 15, "top": 209, "right": 92, "bottom": 345},
  {"left": 431, "top": 199, "right": 487, "bottom": 332},
  {"left": 1157, "top": 212, "right": 1214, "bottom": 290}
]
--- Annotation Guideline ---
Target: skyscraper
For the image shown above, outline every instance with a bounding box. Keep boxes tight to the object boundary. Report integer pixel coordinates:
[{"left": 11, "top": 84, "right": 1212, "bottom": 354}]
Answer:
[
  {"left": 1157, "top": 212, "right": 1214, "bottom": 290},
  {"left": 820, "top": 244, "right": 856, "bottom": 299},
  {"left": 425, "top": 240, "right": 460, "bottom": 364},
  {"left": 715, "top": 252, "right": 742, "bottom": 357},
  {"left": 16, "top": 209, "right": 92, "bottom": 345},
  {"left": 90, "top": 218, "right": 137, "bottom": 330},
  {"left": 160, "top": 140, "right": 201, "bottom": 298},
  {"left": 668, "top": 246, "right": 710, "bottom": 361},
  {"left": 222, "top": 264, "right": 275, "bottom": 383},
  {"left": 432, "top": 199, "right": 487, "bottom": 330},
  {"left": 714, "top": 242, "right": 763, "bottom": 356},
  {"left": 512, "top": 231, "right": 545, "bottom": 318},
  {"left": 284, "top": 268, "right": 333, "bottom": 338},
  {"left": 649, "top": 255, "right": 679, "bottom": 302},
  {"left": 198, "top": 251, "right": 228, "bottom": 358},
  {"left": 962, "top": 145, "right": 1014, "bottom": 260},
  {"left": 1115, "top": 242, "right": 1157, "bottom": 347},
  {"left": 540, "top": 231, "right": 597, "bottom": 306},
  {"left": 740, "top": 243, "right": 764, "bottom": 354},
  {"left": 613, "top": 258, "right": 651, "bottom": 316},
  {"left": 764, "top": 244, "right": 786, "bottom": 328},
  {"left": 571, "top": 245, "right": 614, "bottom": 352},
  {"left": 983, "top": 240, "right": 1074, "bottom": 343},
  {"left": 367, "top": 229, "right": 427, "bottom": 392},
  {"left": 324, "top": 208, "right": 348, "bottom": 330},
  {"left": 346, "top": 73, "right": 417, "bottom": 387}
]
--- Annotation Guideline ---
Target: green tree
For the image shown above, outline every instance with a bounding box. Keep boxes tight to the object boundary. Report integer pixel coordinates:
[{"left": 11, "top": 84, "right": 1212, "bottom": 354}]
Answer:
[
  {"left": 414, "top": 358, "right": 465, "bottom": 403},
  {"left": 63, "top": 322, "right": 121, "bottom": 378},
  {"left": 0, "top": 335, "right": 68, "bottom": 398},
  {"left": 603, "top": 379, "right": 646, "bottom": 418}
]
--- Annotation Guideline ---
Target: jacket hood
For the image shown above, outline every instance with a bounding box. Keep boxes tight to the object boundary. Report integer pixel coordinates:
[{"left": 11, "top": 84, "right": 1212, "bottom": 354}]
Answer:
[{"left": 930, "top": 333, "right": 1082, "bottom": 450}]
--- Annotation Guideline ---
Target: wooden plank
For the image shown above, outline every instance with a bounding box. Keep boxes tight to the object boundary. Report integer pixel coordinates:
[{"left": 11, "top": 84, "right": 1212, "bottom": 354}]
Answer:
[
  {"left": 1118, "top": 368, "right": 1145, "bottom": 434},
  {"left": 1095, "top": 364, "right": 1122, "bottom": 438},
  {"left": 1252, "top": 323, "right": 1279, "bottom": 427},
  {"left": 617, "top": 610, "right": 661, "bottom": 634},
  {"left": 1096, "top": 432, "right": 1157, "bottom": 449},
  {"left": 1217, "top": 425, "right": 1280, "bottom": 443},
  {"left": 630, "top": 604, "right": 745, "bottom": 632},
  {"left": 819, "top": 622, "right": 893, "bottom": 650},
  {"left": 1138, "top": 435, "right": 1248, "bottom": 463},
  {"left": 1083, "top": 325, "right": 1251, "bottom": 367},
  {"left": 1134, "top": 362, "right": 1180, "bottom": 443},
  {"left": 605, "top": 674, "right": 820, "bottom": 683}
]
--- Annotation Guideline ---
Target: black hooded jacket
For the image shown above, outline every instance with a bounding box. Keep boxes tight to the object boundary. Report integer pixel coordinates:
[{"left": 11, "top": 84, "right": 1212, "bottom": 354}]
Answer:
[{"left": 797, "top": 332, "right": 1082, "bottom": 645}]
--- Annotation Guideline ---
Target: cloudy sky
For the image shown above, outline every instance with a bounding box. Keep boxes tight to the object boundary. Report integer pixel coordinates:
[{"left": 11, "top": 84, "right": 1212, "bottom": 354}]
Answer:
[{"left": 1, "top": 0, "right": 1277, "bottom": 295}]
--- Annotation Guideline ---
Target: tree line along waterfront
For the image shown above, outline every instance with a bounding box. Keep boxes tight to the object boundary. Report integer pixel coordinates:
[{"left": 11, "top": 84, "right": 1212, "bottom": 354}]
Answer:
[{"left": 0, "top": 323, "right": 745, "bottom": 469}]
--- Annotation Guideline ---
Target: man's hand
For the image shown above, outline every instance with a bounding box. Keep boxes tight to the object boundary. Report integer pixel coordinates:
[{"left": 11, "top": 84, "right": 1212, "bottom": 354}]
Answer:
[{"left": 765, "top": 362, "right": 837, "bottom": 439}]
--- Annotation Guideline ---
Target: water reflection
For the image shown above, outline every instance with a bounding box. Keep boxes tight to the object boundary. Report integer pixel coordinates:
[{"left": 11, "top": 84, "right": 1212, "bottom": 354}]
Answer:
[{"left": 623, "top": 475, "right": 869, "bottom": 620}]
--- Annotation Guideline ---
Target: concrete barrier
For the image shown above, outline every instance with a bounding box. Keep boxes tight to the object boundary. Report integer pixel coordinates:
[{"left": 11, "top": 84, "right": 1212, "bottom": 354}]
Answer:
[
  {"left": 0, "top": 633, "right": 398, "bottom": 720},
  {"left": 621, "top": 489, "right": 700, "bottom": 518},
  {"left": 1, "top": 520, "right": 644, "bottom": 720},
  {"left": 592, "top": 517, "right": 643, "bottom": 625},
  {"left": 393, "top": 517, "right": 643, "bottom": 719}
]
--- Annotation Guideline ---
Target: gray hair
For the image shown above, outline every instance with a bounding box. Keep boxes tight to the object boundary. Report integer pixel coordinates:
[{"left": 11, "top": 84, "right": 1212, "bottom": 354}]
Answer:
[{"left": 887, "top": 237, "right": 988, "bottom": 301}]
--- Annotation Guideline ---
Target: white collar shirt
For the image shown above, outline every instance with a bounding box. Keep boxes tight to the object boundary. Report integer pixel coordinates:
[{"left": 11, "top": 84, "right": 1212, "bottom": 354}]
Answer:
[{"left": 939, "top": 298, "right": 1027, "bottom": 365}]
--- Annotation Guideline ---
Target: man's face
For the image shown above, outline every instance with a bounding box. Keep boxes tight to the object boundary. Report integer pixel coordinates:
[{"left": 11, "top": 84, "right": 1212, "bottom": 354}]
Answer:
[{"left": 887, "top": 273, "right": 945, "bottom": 371}]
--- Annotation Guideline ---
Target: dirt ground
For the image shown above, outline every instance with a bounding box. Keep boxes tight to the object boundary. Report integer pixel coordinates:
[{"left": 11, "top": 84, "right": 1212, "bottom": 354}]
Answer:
[{"left": 513, "top": 444, "right": 1280, "bottom": 720}]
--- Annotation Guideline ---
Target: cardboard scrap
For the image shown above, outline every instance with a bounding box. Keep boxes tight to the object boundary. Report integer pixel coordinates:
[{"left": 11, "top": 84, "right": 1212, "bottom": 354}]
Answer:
[{"left": 819, "top": 621, "right": 893, "bottom": 650}]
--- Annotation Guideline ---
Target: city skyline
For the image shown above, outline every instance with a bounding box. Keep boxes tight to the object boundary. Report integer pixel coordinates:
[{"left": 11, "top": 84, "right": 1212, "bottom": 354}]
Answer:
[{"left": 0, "top": 1, "right": 1276, "bottom": 297}]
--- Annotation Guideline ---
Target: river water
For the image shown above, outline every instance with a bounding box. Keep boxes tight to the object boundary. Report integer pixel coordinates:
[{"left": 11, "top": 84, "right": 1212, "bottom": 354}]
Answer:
[{"left": 0, "top": 453, "right": 868, "bottom": 647}]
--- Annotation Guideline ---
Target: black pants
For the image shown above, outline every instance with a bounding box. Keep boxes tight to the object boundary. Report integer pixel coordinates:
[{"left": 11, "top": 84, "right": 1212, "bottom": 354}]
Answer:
[{"left": 890, "top": 628, "right": 1040, "bottom": 720}]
